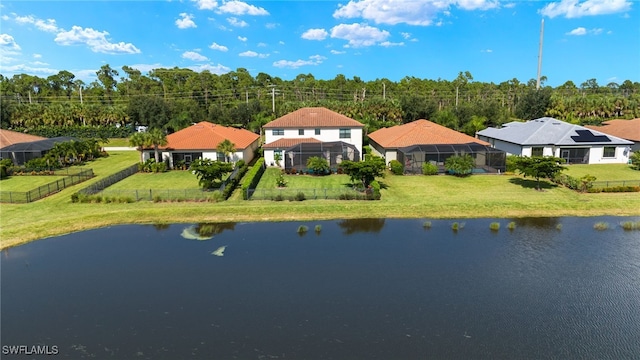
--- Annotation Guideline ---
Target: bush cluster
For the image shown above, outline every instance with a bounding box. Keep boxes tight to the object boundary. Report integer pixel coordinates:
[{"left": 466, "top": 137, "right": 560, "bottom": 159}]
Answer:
[
  {"left": 389, "top": 160, "right": 404, "bottom": 175},
  {"left": 588, "top": 186, "right": 640, "bottom": 193},
  {"left": 552, "top": 173, "right": 580, "bottom": 190},
  {"left": 221, "top": 162, "right": 249, "bottom": 199},
  {"left": 15, "top": 125, "right": 133, "bottom": 139},
  {"left": 138, "top": 159, "right": 168, "bottom": 173},
  {"left": 241, "top": 158, "right": 265, "bottom": 200},
  {"left": 71, "top": 194, "right": 135, "bottom": 203},
  {"left": 422, "top": 162, "right": 439, "bottom": 175}
]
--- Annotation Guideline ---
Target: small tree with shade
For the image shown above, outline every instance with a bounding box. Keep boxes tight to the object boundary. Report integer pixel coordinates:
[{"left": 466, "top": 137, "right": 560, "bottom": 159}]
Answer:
[
  {"left": 514, "top": 156, "right": 567, "bottom": 190},
  {"left": 190, "top": 159, "right": 233, "bottom": 190},
  {"left": 307, "top": 156, "right": 330, "bottom": 175},
  {"left": 445, "top": 153, "right": 474, "bottom": 177},
  {"left": 339, "top": 156, "right": 386, "bottom": 188}
]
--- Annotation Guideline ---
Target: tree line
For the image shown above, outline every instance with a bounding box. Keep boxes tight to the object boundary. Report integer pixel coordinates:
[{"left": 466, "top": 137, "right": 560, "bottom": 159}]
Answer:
[{"left": 1, "top": 65, "right": 639, "bottom": 137}]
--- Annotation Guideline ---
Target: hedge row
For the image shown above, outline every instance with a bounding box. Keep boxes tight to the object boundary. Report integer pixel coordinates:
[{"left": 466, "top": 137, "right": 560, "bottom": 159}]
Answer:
[
  {"left": 13, "top": 125, "right": 134, "bottom": 139},
  {"left": 588, "top": 186, "right": 640, "bottom": 193},
  {"left": 241, "top": 157, "right": 265, "bottom": 200},
  {"left": 221, "top": 163, "right": 249, "bottom": 200}
]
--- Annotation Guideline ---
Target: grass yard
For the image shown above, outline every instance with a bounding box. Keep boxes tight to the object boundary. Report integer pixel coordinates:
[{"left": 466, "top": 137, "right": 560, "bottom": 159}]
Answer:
[
  {"left": 0, "top": 176, "right": 66, "bottom": 192},
  {"left": 256, "top": 167, "right": 353, "bottom": 189},
  {"left": 107, "top": 170, "right": 201, "bottom": 190},
  {"left": 564, "top": 164, "right": 639, "bottom": 181},
  {"left": 105, "top": 138, "right": 131, "bottom": 147}
]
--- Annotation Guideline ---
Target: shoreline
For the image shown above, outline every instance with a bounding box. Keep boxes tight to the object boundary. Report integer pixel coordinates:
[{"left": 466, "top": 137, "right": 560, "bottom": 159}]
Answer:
[{"left": 2, "top": 202, "right": 639, "bottom": 250}]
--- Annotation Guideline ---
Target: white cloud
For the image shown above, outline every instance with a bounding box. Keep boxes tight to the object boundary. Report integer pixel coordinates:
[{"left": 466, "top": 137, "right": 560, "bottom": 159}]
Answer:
[
  {"left": 330, "top": 23, "right": 390, "bottom": 47},
  {"left": 265, "top": 23, "right": 278, "bottom": 29},
  {"left": 55, "top": 26, "right": 141, "bottom": 54},
  {"left": 301, "top": 28, "right": 328, "bottom": 41},
  {"left": 176, "top": 13, "right": 197, "bottom": 29},
  {"left": 126, "top": 63, "right": 163, "bottom": 74},
  {"left": 217, "top": 1, "right": 269, "bottom": 15},
  {"left": 331, "top": 49, "right": 346, "bottom": 54},
  {"left": 227, "top": 17, "right": 248, "bottom": 27},
  {"left": 1, "top": 15, "right": 8, "bottom": 21},
  {"left": 333, "top": 0, "right": 497, "bottom": 26},
  {"left": 540, "top": 0, "right": 632, "bottom": 18},
  {"left": 192, "top": 0, "right": 218, "bottom": 10},
  {"left": 31, "top": 60, "right": 49, "bottom": 66},
  {"left": 9, "top": 13, "right": 59, "bottom": 32},
  {"left": 238, "top": 36, "right": 247, "bottom": 42},
  {"left": 401, "top": 32, "right": 411, "bottom": 39},
  {"left": 257, "top": 42, "right": 267, "bottom": 47},
  {"left": 504, "top": 2, "right": 516, "bottom": 8},
  {"left": 379, "top": 41, "right": 404, "bottom": 47},
  {"left": 481, "top": 49, "right": 493, "bottom": 52},
  {"left": 209, "top": 42, "right": 228, "bottom": 51},
  {"left": 279, "top": 41, "right": 285, "bottom": 45},
  {"left": 239, "top": 50, "right": 269, "bottom": 58},
  {"left": 182, "top": 51, "right": 209, "bottom": 61},
  {"left": 273, "top": 54, "right": 326, "bottom": 69},
  {"left": 0, "top": 34, "right": 21, "bottom": 50},
  {"left": 189, "top": 63, "right": 231, "bottom": 74},
  {"left": 0, "top": 64, "right": 57, "bottom": 75},
  {"left": 566, "top": 26, "right": 604, "bottom": 35},
  {"left": 33, "top": 53, "right": 42, "bottom": 58}
]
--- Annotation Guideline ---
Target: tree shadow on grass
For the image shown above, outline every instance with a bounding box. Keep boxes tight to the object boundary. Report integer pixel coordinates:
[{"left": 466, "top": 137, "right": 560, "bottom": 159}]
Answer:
[{"left": 509, "top": 177, "right": 558, "bottom": 190}]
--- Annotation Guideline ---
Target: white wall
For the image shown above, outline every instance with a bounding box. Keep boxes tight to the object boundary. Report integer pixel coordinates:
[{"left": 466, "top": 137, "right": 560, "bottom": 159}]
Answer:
[
  {"left": 478, "top": 137, "right": 524, "bottom": 156},
  {"left": 265, "top": 127, "right": 363, "bottom": 160},
  {"left": 588, "top": 145, "right": 630, "bottom": 164}
]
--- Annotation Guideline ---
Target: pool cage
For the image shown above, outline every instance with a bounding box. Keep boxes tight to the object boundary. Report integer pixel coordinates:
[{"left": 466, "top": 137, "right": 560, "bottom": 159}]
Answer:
[
  {"left": 397, "top": 143, "right": 506, "bottom": 174},
  {"left": 283, "top": 141, "right": 360, "bottom": 172}
]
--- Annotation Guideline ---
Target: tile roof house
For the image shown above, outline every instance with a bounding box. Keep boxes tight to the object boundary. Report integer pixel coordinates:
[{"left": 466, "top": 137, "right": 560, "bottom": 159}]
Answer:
[
  {"left": 477, "top": 117, "right": 634, "bottom": 164},
  {"left": 368, "top": 119, "right": 505, "bottom": 174},
  {"left": 262, "top": 107, "right": 364, "bottom": 170},
  {"left": 0, "top": 129, "right": 46, "bottom": 148},
  {"left": 585, "top": 118, "right": 640, "bottom": 151},
  {"left": 157, "top": 122, "right": 260, "bottom": 168}
]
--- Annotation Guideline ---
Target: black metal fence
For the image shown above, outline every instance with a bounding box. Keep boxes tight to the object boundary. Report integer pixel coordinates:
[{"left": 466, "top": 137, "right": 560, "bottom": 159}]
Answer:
[
  {"left": 247, "top": 187, "right": 366, "bottom": 200},
  {"left": 0, "top": 169, "right": 94, "bottom": 203},
  {"left": 592, "top": 180, "right": 640, "bottom": 189},
  {"left": 78, "top": 164, "right": 139, "bottom": 195},
  {"left": 93, "top": 188, "right": 220, "bottom": 201}
]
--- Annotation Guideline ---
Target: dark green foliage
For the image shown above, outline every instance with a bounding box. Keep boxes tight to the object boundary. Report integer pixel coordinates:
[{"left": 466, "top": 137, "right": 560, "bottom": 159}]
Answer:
[
  {"left": 578, "top": 174, "right": 597, "bottom": 193},
  {"left": 339, "top": 156, "right": 386, "bottom": 188},
  {"left": 516, "top": 88, "right": 552, "bottom": 120},
  {"left": 276, "top": 173, "right": 287, "bottom": 187},
  {"left": 389, "top": 160, "right": 404, "bottom": 175},
  {"left": 235, "top": 159, "right": 245, "bottom": 169},
  {"left": 307, "top": 156, "right": 330, "bottom": 175},
  {"left": 515, "top": 156, "right": 567, "bottom": 190},
  {"left": 445, "top": 154, "right": 474, "bottom": 176},
  {"left": 588, "top": 185, "right": 640, "bottom": 193},
  {"left": 422, "top": 162, "right": 438, "bottom": 175},
  {"left": 241, "top": 158, "right": 265, "bottom": 199},
  {"left": 221, "top": 161, "right": 248, "bottom": 200},
  {"left": 294, "top": 192, "right": 306, "bottom": 201},
  {"left": 631, "top": 152, "right": 640, "bottom": 170},
  {"left": 127, "top": 95, "right": 171, "bottom": 129},
  {"left": 552, "top": 173, "right": 580, "bottom": 190},
  {"left": 16, "top": 125, "right": 132, "bottom": 139},
  {"left": 0, "top": 159, "right": 11, "bottom": 179},
  {"left": 506, "top": 155, "right": 519, "bottom": 173},
  {"left": 190, "top": 159, "right": 233, "bottom": 189}
]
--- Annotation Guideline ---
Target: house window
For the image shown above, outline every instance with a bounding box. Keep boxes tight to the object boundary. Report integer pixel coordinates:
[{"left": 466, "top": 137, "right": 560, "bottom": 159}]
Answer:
[
  {"left": 298, "top": 129, "right": 304, "bottom": 136},
  {"left": 532, "top": 147, "right": 544, "bottom": 156},
  {"left": 603, "top": 147, "right": 616, "bottom": 158},
  {"left": 339, "top": 129, "right": 351, "bottom": 139},
  {"left": 272, "top": 129, "right": 284, "bottom": 136},
  {"left": 315, "top": 129, "right": 321, "bottom": 135},
  {"left": 217, "top": 152, "right": 225, "bottom": 162}
]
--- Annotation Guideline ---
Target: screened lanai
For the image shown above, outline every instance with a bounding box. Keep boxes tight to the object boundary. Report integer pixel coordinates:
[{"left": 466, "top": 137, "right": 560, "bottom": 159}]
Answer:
[
  {"left": 283, "top": 141, "right": 360, "bottom": 172},
  {"left": 0, "top": 136, "right": 77, "bottom": 165},
  {"left": 397, "top": 143, "right": 506, "bottom": 174}
]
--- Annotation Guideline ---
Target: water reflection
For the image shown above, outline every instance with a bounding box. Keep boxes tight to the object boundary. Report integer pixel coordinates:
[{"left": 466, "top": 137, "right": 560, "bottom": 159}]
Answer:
[
  {"left": 337, "top": 218, "right": 385, "bottom": 234},
  {"left": 180, "top": 222, "right": 236, "bottom": 240}
]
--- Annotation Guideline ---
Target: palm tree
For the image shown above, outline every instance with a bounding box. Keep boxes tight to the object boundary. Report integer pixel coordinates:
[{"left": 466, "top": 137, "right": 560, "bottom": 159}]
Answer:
[
  {"left": 129, "top": 132, "right": 150, "bottom": 163},
  {"left": 216, "top": 139, "right": 236, "bottom": 163},
  {"left": 147, "top": 128, "right": 168, "bottom": 163}
]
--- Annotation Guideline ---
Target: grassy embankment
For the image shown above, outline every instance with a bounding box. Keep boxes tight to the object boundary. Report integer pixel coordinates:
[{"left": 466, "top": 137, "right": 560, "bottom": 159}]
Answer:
[{"left": 1, "top": 153, "right": 639, "bottom": 250}]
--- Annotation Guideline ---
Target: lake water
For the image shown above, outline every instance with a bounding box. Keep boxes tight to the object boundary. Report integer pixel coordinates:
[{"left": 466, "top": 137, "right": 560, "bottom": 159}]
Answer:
[{"left": 2, "top": 217, "right": 640, "bottom": 359}]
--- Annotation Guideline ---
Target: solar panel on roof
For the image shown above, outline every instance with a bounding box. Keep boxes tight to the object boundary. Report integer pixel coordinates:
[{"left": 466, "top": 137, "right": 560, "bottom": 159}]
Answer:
[{"left": 570, "top": 130, "right": 611, "bottom": 143}]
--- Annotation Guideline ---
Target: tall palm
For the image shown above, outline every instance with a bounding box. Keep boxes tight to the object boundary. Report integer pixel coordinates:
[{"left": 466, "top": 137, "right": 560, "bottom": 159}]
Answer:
[
  {"left": 147, "top": 128, "right": 168, "bottom": 163},
  {"left": 129, "top": 132, "right": 150, "bottom": 163},
  {"left": 216, "top": 139, "right": 236, "bottom": 163}
]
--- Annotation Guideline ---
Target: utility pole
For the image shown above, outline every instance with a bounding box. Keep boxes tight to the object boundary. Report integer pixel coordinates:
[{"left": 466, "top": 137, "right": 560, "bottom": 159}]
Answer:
[
  {"left": 245, "top": 89, "right": 249, "bottom": 104},
  {"left": 79, "top": 86, "right": 83, "bottom": 104},
  {"left": 536, "top": 19, "right": 544, "bottom": 90},
  {"left": 269, "top": 85, "right": 276, "bottom": 113},
  {"left": 383, "top": 82, "right": 386, "bottom": 100},
  {"left": 28, "top": 91, "right": 32, "bottom": 104}
]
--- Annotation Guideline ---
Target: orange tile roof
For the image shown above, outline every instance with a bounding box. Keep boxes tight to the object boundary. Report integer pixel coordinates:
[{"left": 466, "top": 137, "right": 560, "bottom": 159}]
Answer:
[
  {"left": 368, "top": 119, "right": 490, "bottom": 148},
  {"left": 263, "top": 138, "right": 321, "bottom": 149},
  {"left": 0, "top": 129, "right": 46, "bottom": 148},
  {"left": 585, "top": 118, "right": 640, "bottom": 142},
  {"left": 163, "top": 122, "right": 259, "bottom": 150},
  {"left": 264, "top": 107, "right": 364, "bottom": 128}
]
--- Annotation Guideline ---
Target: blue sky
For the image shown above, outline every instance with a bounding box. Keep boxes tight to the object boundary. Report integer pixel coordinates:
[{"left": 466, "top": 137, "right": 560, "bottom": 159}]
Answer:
[{"left": 0, "top": 0, "right": 637, "bottom": 87}]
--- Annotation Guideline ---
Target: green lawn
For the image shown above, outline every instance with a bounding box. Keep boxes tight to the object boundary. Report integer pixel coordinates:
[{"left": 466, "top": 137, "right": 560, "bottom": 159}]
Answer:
[
  {"left": 0, "top": 176, "right": 66, "bottom": 192},
  {"left": 107, "top": 170, "right": 201, "bottom": 190},
  {"left": 105, "top": 138, "right": 131, "bottom": 147},
  {"left": 256, "top": 168, "right": 352, "bottom": 189},
  {"left": 564, "top": 164, "right": 639, "bottom": 181}
]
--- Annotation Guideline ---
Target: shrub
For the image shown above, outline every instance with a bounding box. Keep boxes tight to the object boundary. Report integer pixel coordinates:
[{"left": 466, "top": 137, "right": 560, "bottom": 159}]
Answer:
[
  {"left": 241, "top": 158, "right": 265, "bottom": 200},
  {"left": 507, "top": 222, "right": 516, "bottom": 230},
  {"left": 593, "top": 222, "right": 609, "bottom": 230},
  {"left": 294, "top": 192, "right": 306, "bottom": 201},
  {"left": 578, "top": 174, "right": 596, "bottom": 193},
  {"left": 451, "top": 222, "right": 460, "bottom": 231},
  {"left": 221, "top": 162, "right": 248, "bottom": 200},
  {"left": 389, "top": 160, "right": 404, "bottom": 175},
  {"left": 273, "top": 194, "right": 285, "bottom": 201},
  {"left": 276, "top": 173, "right": 287, "bottom": 187},
  {"left": 153, "top": 195, "right": 162, "bottom": 203},
  {"left": 423, "top": 221, "right": 432, "bottom": 229},
  {"left": 422, "top": 162, "right": 438, "bottom": 175},
  {"left": 490, "top": 222, "right": 500, "bottom": 231},
  {"left": 314, "top": 225, "right": 322, "bottom": 233},
  {"left": 235, "top": 159, "right": 245, "bottom": 169},
  {"left": 445, "top": 154, "right": 474, "bottom": 176},
  {"left": 297, "top": 225, "right": 308, "bottom": 234},
  {"left": 630, "top": 151, "right": 640, "bottom": 170},
  {"left": 505, "top": 155, "right": 519, "bottom": 173},
  {"left": 620, "top": 221, "right": 640, "bottom": 231},
  {"left": 307, "top": 156, "right": 330, "bottom": 175}
]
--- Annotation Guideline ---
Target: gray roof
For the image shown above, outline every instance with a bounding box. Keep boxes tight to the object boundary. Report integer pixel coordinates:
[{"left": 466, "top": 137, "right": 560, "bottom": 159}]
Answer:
[{"left": 477, "top": 117, "right": 633, "bottom": 146}]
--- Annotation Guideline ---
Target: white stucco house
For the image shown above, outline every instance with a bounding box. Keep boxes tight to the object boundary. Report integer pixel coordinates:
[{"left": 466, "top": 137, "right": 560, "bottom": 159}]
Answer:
[
  {"left": 148, "top": 122, "right": 259, "bottom": 168},
  {"left": 477, "top": 117, "right": 633, "bottom": 164},
  {"left": 262, "top": 107, "right": 364, "bottom": 171}
]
